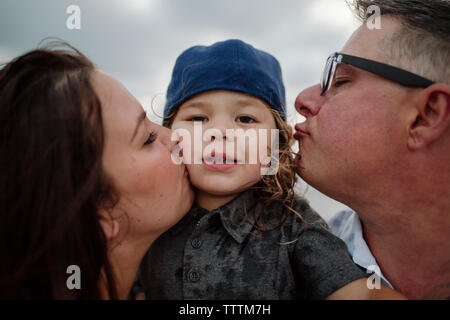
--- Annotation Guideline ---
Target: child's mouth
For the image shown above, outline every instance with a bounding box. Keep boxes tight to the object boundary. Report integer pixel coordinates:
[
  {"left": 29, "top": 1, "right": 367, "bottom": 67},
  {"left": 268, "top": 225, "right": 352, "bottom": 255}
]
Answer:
[{"left": 202, "top": 152, "right": 238, "bottom": 171}]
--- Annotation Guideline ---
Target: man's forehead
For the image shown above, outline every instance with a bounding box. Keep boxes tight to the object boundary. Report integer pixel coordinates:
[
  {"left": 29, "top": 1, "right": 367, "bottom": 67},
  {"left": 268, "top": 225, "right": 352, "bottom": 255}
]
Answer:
[
  {"left": 341, "top": 16, "right": 400, "bottom": 62},
  {"left": 335, "top": 63, "right": 354, "bottom": 74}
]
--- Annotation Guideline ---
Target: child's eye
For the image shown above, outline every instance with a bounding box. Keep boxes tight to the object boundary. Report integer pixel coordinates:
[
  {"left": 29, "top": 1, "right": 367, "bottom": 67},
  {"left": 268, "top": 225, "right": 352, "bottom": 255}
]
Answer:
[
  {"left": 144, "top": 131, "right": 157, "bottom": 145},
  {"left": 188, "top": 116, "right": 208, "bottom": 122},
  {"left": 236, "top": 115, "right": 256, "bottom": 124}
]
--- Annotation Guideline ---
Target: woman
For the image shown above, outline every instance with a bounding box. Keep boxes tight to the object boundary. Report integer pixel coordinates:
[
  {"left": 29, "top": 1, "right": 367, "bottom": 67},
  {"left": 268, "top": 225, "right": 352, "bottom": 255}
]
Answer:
[{"left": 0, "top": 43, "right": 193, "bottom": 299}]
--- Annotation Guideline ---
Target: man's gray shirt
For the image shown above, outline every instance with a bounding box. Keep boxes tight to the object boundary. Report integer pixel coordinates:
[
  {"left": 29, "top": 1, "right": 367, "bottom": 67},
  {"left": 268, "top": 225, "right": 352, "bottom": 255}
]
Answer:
[{"left": 140, "top": 190, "right": 366, "bottom": 299}]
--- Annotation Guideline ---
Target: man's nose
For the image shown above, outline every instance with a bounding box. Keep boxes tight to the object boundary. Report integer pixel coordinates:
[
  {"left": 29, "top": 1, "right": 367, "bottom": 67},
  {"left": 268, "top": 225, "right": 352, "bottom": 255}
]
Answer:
[{"left": 295, "top": 84, "right": 324, "bottom": 118}]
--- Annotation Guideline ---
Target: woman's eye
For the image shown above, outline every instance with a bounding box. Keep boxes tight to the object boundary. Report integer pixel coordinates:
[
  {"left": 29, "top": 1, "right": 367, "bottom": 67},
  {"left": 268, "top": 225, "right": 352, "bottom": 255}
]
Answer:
[
  {"left": 188, "top": 116, "right": 208, "bottom": 122},
  {"left": 236, "top": 115, "right": 256, "bottom": 124},
  {"left": 144, "top": 131, "right": 157, "bottom": 145}
]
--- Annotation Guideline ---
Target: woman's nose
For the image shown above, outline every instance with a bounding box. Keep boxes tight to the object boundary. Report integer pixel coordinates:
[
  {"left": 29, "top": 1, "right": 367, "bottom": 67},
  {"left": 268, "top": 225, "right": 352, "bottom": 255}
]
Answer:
[
  {"left": 295, "top": 84, "right": 324, "bottom": 118},
  {"left": 159, "top": 125, "right": 179, "bottom": 151}
]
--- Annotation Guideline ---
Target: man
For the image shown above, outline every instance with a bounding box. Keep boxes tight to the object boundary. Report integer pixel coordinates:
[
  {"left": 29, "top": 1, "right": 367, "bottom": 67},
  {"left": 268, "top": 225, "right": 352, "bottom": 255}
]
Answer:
[{"left": 294, "top": 0, "right": 449, "bottom": 300}]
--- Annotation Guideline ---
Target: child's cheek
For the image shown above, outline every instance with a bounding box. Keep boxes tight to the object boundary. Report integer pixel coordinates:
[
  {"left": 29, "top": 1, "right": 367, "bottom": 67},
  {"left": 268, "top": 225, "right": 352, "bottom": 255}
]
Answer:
[
  {"left": 175, "top": 126, "right": 202, "bottom": 165},
  {"left": 245, "top": 128, "right": 273, "bottom": 166},
  {"left": 185, "top": 163, "right": 196, "bottom": 176}
]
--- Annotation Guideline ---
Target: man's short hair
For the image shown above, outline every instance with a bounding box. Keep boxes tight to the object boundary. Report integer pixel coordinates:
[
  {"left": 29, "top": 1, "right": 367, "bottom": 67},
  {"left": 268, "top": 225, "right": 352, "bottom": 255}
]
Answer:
[{"left": 348, "top": 0, "right": 450, "bottom": 84}]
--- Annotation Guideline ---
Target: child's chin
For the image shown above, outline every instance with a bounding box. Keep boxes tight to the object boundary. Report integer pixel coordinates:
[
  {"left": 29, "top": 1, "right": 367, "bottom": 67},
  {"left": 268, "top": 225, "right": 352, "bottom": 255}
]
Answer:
[
  {"left": 196, "top": 185, "right": 241, "bottom": 196},
  {"left": 193, "top": 180, "right": 258, "bottom": 197}
]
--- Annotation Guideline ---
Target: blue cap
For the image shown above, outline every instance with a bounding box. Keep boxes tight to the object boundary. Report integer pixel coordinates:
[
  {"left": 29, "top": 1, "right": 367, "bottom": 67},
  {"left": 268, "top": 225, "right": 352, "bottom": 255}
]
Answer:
[{"left": 164, "top": 39, "right": 286, "bottom": 120}]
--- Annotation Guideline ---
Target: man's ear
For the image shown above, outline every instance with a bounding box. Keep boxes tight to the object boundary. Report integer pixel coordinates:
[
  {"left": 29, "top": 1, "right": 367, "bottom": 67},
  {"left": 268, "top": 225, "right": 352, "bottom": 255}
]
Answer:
[
  {"left": 99, "top": 210, "right": 120, "bottom": 241},
  {"left": 408, "top": 83, "right": 450, "bottom": 150}
]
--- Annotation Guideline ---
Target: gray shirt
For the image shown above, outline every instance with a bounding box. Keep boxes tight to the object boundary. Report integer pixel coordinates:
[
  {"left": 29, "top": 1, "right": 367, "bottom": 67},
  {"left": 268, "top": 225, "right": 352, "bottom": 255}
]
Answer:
[{"left": 139, "top": 190, "right": 366, "bottom": 300}]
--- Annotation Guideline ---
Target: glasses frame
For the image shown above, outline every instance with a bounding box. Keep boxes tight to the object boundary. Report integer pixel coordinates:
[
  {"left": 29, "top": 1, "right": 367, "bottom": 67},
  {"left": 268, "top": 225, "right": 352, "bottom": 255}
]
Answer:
[{"left": 320, "top": 52, "right": 435, "bottom": 96}]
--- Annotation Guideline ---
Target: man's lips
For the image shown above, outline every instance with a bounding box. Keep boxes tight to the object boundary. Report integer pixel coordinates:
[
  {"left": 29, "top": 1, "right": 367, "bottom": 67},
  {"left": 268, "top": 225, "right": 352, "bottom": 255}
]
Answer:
[{"left": 294, "top": 123, "right": 310, "bottom": 139}]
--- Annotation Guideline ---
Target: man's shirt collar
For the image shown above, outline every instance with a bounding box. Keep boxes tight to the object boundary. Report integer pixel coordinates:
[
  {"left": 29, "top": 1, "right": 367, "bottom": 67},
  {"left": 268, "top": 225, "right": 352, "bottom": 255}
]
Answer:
[{"left": 326, "top": 209, "right": 394, "bottom": 289}]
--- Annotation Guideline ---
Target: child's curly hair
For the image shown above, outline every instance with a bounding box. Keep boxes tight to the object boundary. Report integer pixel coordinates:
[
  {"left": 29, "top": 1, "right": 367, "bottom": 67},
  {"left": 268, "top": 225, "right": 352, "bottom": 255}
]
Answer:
[
  {"left": 247, "top": 109, "right": 307, "bottom": 239},
  {"left": 162, "top": 106, "right": 306, "bottom": 239}
]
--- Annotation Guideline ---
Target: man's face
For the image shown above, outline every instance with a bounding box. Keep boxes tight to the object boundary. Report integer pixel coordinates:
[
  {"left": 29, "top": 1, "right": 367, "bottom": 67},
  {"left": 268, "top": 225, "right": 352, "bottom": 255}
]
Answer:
[{"left": 294, "top": 17, "right": 413, "bottom": 201}]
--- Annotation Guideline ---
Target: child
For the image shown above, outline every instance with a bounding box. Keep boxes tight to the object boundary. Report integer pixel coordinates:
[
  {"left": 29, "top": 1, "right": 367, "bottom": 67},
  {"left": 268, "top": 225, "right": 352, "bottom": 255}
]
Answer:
[{"left": 138, "top": 39, "right": 404, "bottom": 299}]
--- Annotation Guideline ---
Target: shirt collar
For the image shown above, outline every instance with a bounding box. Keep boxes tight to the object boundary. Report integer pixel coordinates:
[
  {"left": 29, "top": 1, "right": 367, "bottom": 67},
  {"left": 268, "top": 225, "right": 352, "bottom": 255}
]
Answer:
[
  {"left": 218, "top": 189, "right": 259, "bottom": 243},
  {"left": 169, "top": 205, "right": 207, "bottom": 236},
  {"left": 170, "top": 189, "right": 259, "bottom": 242},
  {"left": 326, "top": 209, "right": 394, "bottom": 289}
]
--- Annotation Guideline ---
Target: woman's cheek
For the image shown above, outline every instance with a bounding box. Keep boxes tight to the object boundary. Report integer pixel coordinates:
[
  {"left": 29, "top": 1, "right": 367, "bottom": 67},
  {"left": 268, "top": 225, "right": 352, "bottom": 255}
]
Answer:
[
  {"left": 154, "top": 149, "right": 184, "bottom": 191},
  {"left": 128, "top": 150, "right": 172, "bottom": 195}
]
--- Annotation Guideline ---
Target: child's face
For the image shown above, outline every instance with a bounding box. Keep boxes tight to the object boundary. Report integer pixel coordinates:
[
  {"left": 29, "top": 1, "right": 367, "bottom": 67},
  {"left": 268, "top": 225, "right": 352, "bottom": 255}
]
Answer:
[{"left": 171, "top": 90, "right": 277, "bottom": 196}]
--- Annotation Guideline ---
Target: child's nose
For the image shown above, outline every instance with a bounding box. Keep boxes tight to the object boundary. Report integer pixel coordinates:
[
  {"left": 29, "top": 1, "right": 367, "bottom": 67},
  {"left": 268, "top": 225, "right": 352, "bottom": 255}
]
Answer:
[
  {"left": 208, "top": 117, "right": 234, "bottom": 141},
  {"left": 206, "top": 128, "right": 228, "bottom": 142}
]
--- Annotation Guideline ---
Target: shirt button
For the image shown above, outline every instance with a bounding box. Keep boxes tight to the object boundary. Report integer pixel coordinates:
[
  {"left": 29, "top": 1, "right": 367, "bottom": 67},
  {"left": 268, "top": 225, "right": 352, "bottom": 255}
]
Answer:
[
  {"left": 191, "top": 238, "right": 203, "bottom": 249},
  {"left": 188, "top": 270, "right": 200, "bottom": 282}
]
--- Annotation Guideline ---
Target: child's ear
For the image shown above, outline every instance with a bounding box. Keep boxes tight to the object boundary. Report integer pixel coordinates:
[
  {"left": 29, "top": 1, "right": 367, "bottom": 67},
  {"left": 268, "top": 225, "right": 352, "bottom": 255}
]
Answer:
[
  {"left": 98, "top": 210, "right": 120, "bottom": 241},
  {"left": 407, "top": 83, "right": 450, "bottom": 150}
]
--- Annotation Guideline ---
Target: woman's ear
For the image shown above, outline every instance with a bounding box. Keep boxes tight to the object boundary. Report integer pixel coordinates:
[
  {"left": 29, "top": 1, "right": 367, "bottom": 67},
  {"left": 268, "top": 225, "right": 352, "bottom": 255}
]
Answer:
[
  {"left": 99, "top": 210, "right": 120, "bottom": 241},
  {"left": 408, "top": 83, "right": 450, "bottom": 150}
]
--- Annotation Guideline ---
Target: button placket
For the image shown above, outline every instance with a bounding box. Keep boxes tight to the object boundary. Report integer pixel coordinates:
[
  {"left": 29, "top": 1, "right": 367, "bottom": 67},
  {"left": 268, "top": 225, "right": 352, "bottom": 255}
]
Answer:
[
  {"left": 187, "top": 269, "right": 201, "bottom": 282},
  {"left": 183, "top": 213, "right": 207, "bottom": 298},
  {"left": 191, "top": 238, "right": 203, "bottom": 249}
]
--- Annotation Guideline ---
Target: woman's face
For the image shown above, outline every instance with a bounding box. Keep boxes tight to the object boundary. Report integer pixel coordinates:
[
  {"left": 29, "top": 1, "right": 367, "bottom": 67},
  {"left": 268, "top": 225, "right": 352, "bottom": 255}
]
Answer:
[{"left": 92, "top": 71, "right": 193, "bottom": 242}]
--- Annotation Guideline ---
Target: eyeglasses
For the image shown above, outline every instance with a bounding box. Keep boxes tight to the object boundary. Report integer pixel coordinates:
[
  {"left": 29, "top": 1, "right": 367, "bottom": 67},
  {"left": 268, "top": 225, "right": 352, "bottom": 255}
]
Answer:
[{"left": 320, "top": 52, "right": 435, "bottom": 96}]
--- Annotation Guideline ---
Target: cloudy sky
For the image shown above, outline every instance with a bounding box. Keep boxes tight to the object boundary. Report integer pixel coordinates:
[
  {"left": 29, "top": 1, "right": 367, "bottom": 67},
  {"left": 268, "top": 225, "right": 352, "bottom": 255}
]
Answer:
[{"left": 0, "top": 0, "right": 362, "bottom": 218}]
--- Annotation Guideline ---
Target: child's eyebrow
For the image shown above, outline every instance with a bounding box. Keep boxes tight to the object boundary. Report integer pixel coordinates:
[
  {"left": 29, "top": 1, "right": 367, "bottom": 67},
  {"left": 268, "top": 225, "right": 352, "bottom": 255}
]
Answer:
[
  {"left": 233, "top": 100, "right": 269, "bottom": 114},
  {"left": 180, "top": 101, "right": 210, "bottom": 110},
  {"left": 235, "top": 99, "right": 261, "bottom": 107},
  {"left": 180, "top": 98, "right": 264, "bottom": 112}
]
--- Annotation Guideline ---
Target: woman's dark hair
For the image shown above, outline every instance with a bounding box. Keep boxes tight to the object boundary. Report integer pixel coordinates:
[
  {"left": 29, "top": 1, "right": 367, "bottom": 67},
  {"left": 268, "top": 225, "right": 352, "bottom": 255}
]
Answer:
[{"left": 0, "top": 43, "right": 118, "bottom": 299}]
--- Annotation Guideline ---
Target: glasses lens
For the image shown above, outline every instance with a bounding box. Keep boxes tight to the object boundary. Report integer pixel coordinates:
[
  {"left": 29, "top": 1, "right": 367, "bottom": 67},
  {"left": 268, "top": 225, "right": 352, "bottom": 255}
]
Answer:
[{"left": 321, "top": 54, "right": 334, "bottom": 94}]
